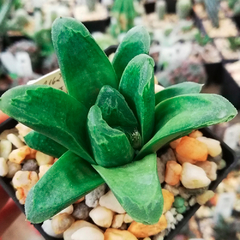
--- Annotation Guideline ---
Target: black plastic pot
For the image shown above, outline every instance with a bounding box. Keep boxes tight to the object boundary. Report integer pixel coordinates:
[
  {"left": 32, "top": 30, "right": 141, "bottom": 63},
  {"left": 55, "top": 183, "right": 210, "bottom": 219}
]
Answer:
[
  {"left": 204, "top": 62, "right": 224, "bottom": 85},
  {"left": 144, "top": 1, "right": 156, "bottom": 14},
  {"left": 166, "top": 0, "right": 177, "bottom": 13},
  {"left": 233, "top": 16, "right": 240, "bottom": 30},
  {"left": 221, "top": 65, "right": 240, "bottom": 109},
  {"left": 82, "top": 17, "right": 111, "bottom": 33}
]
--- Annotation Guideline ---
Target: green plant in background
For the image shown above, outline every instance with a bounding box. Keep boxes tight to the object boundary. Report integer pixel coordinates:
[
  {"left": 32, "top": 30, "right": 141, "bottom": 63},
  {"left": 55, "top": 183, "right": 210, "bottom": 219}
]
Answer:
[
  {"left": 204, "top": 0, "right": 219, "bottom": 28},
  {"left": 176, "top": 0, "right": 192, "bottom": 19},
  {"left": 0, "top": 0, "right": 14, "bottom": 36},
  {"left": 86, "top": 0, "right": 97, "bottom": 12},
  {"left": 111, "top": 0, "right": 136, "bottom": 32},
  {"left": 0, "top": 17, "right": 237, "bottom": 224},
  {"left": 228, "top": 0, "right": 238, "bottom": 9},
  {"left": 195, "top": 31, "right": 212, "bottom": 46},
  {"left": 228, "top": 37, "right": 240, "bottom": 51},
  {"left": 233, "top": 0, "right": 240, "bottom": 16},
  {"left": 156, "top": 0, "right": 166, "bottom": 20}
]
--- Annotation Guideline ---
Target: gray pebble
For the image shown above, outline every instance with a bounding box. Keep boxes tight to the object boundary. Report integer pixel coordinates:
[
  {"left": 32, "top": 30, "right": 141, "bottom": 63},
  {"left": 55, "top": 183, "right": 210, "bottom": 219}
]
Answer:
[
  {"left": 72, "top": 202, "right": 90, "bottom": 220},
  {"left": 85, "top": 184, "right": 106, "bottom": 208},
  {"left": 119, "top": 223, "right": 128, "bottom": 230},
  {"left": 22, "top": 159, "right": 38, "bottom": 171}
]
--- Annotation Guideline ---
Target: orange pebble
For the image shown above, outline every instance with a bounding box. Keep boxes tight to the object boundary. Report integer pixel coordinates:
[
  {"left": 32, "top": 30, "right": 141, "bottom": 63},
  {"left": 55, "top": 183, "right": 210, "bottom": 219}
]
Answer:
[
  {"left": 176, "top": 136, "right": 208, "bottom": 162},
  {"left": 165, "top": 161, "right": 182, "bottom": 186},
  {"left": 170, "top": 138, "right": 182, "bottom": 149},
  {"left": 25, "top": 148, "right": 37, "bottom": 160},
  {"left": 176, "top": 152, "right": 197, "bottom": 165},
  {"left": 189, "top": 130, "right": 203, "bottom": 138}
]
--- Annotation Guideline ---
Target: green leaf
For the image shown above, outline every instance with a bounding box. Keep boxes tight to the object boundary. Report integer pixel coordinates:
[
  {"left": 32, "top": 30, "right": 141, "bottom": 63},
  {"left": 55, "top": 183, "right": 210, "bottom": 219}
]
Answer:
[
  {"left": 96, "top": 85, "right": 138, "bottom": 132},
  {"left": 136, "top": 94, "right": 237, "bottom": 160},
  {"left": 93, "top": 153, "right": 163, "bottom": 225},
  {"left": 25, "top": 151, "right": 104, "bottom": 223},
  {"left": 24, "top": 131, "right": 67, "bottom": 158},
  {"left": 87, "top": 105, "right": 134, "bottom": 168},
  {"left": 112, "top": 26, "right": 150, "bottom": 82},
  {"left": 0, "top": 85, "right": 95, "bottom": 164},
  {"left": 155, "top": 82, "right": 203, "bottom": 106},
  {"left": 119, "top": 54, "right": 155, "bottom": 145},
  {"left": 52, "top": 17, "right": 118, "bottom": 109}
]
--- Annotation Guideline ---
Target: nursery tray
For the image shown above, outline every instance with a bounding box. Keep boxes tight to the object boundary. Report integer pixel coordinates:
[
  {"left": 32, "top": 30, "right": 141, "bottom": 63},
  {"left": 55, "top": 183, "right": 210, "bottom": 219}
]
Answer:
[
  {"left": 82, "top": 17, "right": 111, "bottom": 33},
  {"left": 0, "top": 119, "right": 237, "bottom": 240},
  {"left": 144, "top": 1, "right": 156, "bottom": 14}
]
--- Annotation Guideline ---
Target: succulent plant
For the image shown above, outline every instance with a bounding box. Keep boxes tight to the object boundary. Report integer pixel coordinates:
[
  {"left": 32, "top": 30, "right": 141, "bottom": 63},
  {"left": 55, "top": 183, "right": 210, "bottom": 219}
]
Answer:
[
  {"left": 0, "top": 0, "right": 14, "bottom": 36},
  {"left": 195, "top": 31, "right": 212, "bottom": 46},
  {"left": 86, "top": 0, "right": 97, "bottom": 12},
  {"left": 228, "top": 37, "right": 240, "bottom": 51},
  {"left": 233, "top": 0, "right": 240, "bottom": 16},
  {"left": 0, "top": 17, "right": 237, "bottom": 225},
  {"left": 228, "top": 0, "right": 238, "bottom": 9},
  {"left": 176, "top": 0, "right": 192, "bottom": 19},
  {"left": 111, "top": 0, "right": 136, "bottom": 32},
  {"left": 156, "top": 0, "right": 166, "bottom": 20},
  {"left": 204, "top": 0, "right": 219, "bottom": 28}
]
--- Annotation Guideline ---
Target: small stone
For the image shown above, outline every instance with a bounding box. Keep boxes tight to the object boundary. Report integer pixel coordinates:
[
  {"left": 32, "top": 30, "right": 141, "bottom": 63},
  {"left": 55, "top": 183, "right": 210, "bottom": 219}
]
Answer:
[
  {"left": 63, "top": 220, "right": 102, "bottom": 240},
  {"left": 161, "top": 148, "right": 176, "bottom": 163},
  {"left": 170, "top": 208, "right": 177, "bottom": 216},
  {"left": 7, "top": 133, "right": 25, "bottom": 148},
  {"left": 176, "top": 214, "right": 184, "bottom": 222},
  {"left": 112, "top": 214, "right": 124, "bottom": 228},
  {"left": 173, "top": 196, "right": 185, "bottom": 208},
  {"left": 181, "top": 163, "right": 211, "bottom": 189},
  {"left": 196, "top": 190, "right": 215, "bottom": 205},
  {"left": 39, "top": 164, "right": 52, "bottom": 179},
  {"left": 164, "top": 184, "right": 179, "bottom": 196},
  {"left": 143, "top": 238, "right": 151, "bottom": 240},
  {"left": 104, "top": 228, "right": 137, "bottom": 240},
  {"left": 157, "top": 157, "right": 165, "bottom": 184},
  {"left": 217, "top": 159, "right": 226, "bottom": 170},
  {"left": 22, "top": 159, "right": 38, "bottom": 171},
  {"left": 189, "top": 197, "right": 196, "bottom": 206},
  {"left": 208, "top": 153, "right": 222, "bottom": 163},
  {"left": 165, "top": 161, "right": 182, "bottom": 186},
  {"left": 176, "top": 136, "right": 208, "bottom": 162},
  {"left": 8, "top": 146, "right": 31, "bottom": 164},
  {"left": 119, "top": 223, "right": 128, "bottom": 230},
  {"left": 162, "top": 189, "right": 174, "bottom": 213},
  {"left": 180, "top": 186, "right": 208, "bottom": 195},
  {"left": 0, "top": 139, "right": 12, "bottom": 159},
  {"left": 0, "top": 157, "right": 8, "bottom": 176},
  {"left": 99, "top": 190, "right": 125, "bottom": 214},
  {"left": 72, "top": 202, "right": 90, "bottom": 220},
  {"left": 124, "top": 213, "right": 133, "bottom": 223},
  {"left": 12, "top": 171, "right": 39, "bottom": 204},
  {"left": 56, "top": 205, "right": 74, "bottom": 216},
  {"left": 176, "top": 205, "right": 186, "bottom": 214},
  {"left": 170, "top": 138, "right": 182, "bottom": 149},
  {"left": 51, "top": 213, "right": 75, "bottom": 234},
  {"left": 36, "top": 151, "right": 54, "bottom": 166},
  {"left": 85, "top": 184, "right": 106, "bottom": 208},
  {"left": 15, "top": 123, "right": 32, "bottom": 137},
  {"left": 75, "top": 196, "right": 85, "bottom": 204},
  {"left": 165, "top": 211, "right": 174, "bottom": 224},
  {"left": 128, "top": 215, "right": 167, "bottom": 238},
  {"left": 196, "top": 161, "right": 217, "bottom": 181},
  {"left": 171, "top": 223, "right": 175, "bottom": 229},
  {"left": 42, "top": 219, "right": 63, "bottom": 238},
  {"left": 0, "top": 129, "right": 18, "bottom": 140},
  {"left": 6, "top": 161, "right": 21, "bottom": 178},
  {"left": 197, "top": 137, "right": 222, "bottom": 157},
  {"left": 25, "top": 148, "right": 37, "bottom": 160},
  {"left": 152, "top": 230, "right": 165, "bottom": 240},
  {"left": 155, "top": 84, "right": 164, "bottom": 93},
  {"left": 71, "top": 226, "right": 104, "bottom": 240},
  {"left": 89, "top": 206, "right": 114, "bottom": 228},
  {"left": 189, "top": 130, "right": 203, "bottom": 138},
  {"left": 179, "top": 187, "right": 191, "bottom": 199},
  {"left": 176, "top": 152, "right": 197, "bottom": 164}
]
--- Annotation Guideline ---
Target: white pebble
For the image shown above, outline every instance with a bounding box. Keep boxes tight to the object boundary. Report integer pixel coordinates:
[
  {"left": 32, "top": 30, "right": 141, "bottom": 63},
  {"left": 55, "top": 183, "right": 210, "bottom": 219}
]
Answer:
[
  {"left": 6, "top": 161, "right": 21, "bottom": 178},
  {"left": 111, "top": 214, "right": 124, "bottom": 228},
  {"left": 176, "top": 214, "right": 184, "bottom": 222},
  {"left": 42, "top": 219, "right": 63, "bottom": 238},
  {"left": 0, "top": 140, "right": 12, "bottom": 159},
  {"left": 153, "top": 230, "right": 165, "bottom": 240},
  {"left": 189, "top": 197, "right": 197, "bottom": 206},
  {"left": 39, "top": 165, "right": 52, "bottom": 179},
  {"left": 7, "top": 134, "right": 25, "bottom": 148},
  {"left": 0, "top": 157, "right": 8, "bottom": 177},
  {"left": 165, "top": 211, "right": 174, "bottom": 224},
  {"left": 184, "top": 201, "right": 189, "bottom": 207},
  {"left": 36, "top": 151, "right": 54, "bottom": 166},
  {"left": 89, "top": 206, "right": 114, "bottom": 228},
  {"left": 197, "top": 137, "right": 222, "bottom": 157},
  {"left": 164, "top": 184, "right": 179, "bottom": 196},
  {"left": 181, "top": 163, "right": 211, "bottom": 189},
  {"left": 71, "top": 226, "right": 104, "bottom": 240},
  {"left": 0, "top": 129, "right": 18, "bottom": 140},
  {"left": 55, "top": 205, "right": 74, "bottom": 216},
  {"left": 15, "top": 123, "right": 32, "bottom": 137},
  {"left": 123, "top": 213, "right": 133, "bottom": 223},
  {"left": 170, "top": 208, "right": 177, "bottom": 216},
  {"left": 99, "top": 190, "right": 125, "bottom": 214}
]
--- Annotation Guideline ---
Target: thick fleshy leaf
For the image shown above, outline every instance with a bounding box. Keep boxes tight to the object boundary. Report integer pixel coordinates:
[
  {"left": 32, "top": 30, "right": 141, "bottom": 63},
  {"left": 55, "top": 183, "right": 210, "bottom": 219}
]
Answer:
[
  {"left": 25, "top": 151, "right": 104, "bottom": 223},
  {"left": 119, "top": 54, "right": 155, "bottom": 145},
  {"left": 93, "top": 153, "right": 163, "bottom": 225},
  {"left": 155, "top": 82, "right": 203, "bottom": 106},
  {"left": 0, "top": 85, "right": 94, "bottom": 163},
  {"left": 52, "top": 17, "right": 118, "bottom": 109},
  {"left": 136, "top": 94, "right": 237, "bottom": 160},
  {"left": 87, "top": 105, "right": 134, "bottom": 168},
  {"left": 112, "top": 26, "right": 150, "bottom": 82},
  {"left": 24, "top": 131, "right": 67, "bottom": 158}
]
